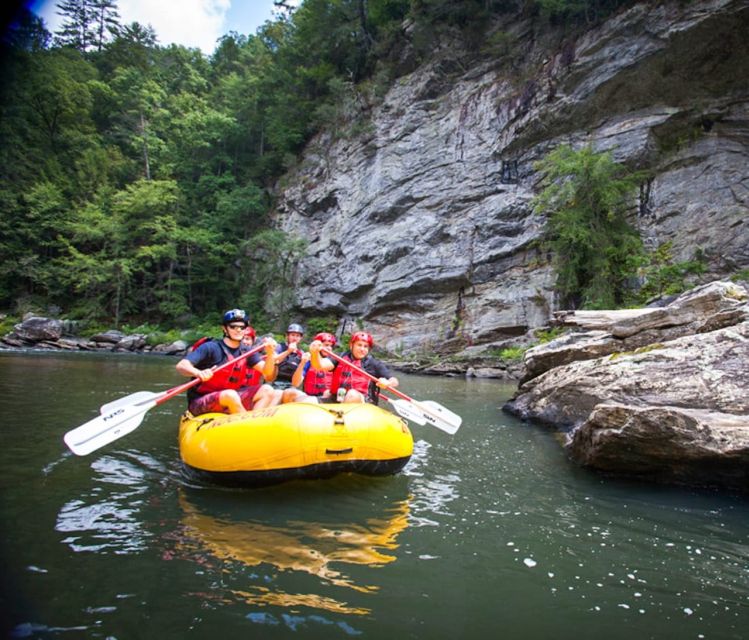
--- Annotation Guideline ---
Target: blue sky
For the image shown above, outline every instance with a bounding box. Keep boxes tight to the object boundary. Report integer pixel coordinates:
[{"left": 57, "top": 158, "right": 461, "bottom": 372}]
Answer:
[{"left": 27, "top": 0, "right": 299, "bottom": 55}]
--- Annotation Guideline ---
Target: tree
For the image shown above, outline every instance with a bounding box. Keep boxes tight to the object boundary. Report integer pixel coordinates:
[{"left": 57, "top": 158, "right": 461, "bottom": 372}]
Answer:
[
  {"left": 57, "top": 179, "right": 196, "bottom": 323},
  {"left": 109, "top": 66, "right": 167, "bottom": 179},
  {"left": 1, "top": 6, "right": 51, "bottom": 51},
  {"left": 533, "top": 145, "right": 645, "bottom": 308},
  {"left": 55, "top": 0, "right": 95, "bottom": 51},
  {"left": 89, "top": 0, "right": 121, "bottom": 51},
  {"left": 239, "top": 230, "right": 307, "bottom": 326}
]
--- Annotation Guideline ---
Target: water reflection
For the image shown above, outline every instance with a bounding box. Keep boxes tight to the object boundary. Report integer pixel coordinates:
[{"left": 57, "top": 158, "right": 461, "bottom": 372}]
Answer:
[
  {"left": 174, "top": 488, "right": 411, "bottom": 616},
  {"left": 55, "top": 453, "right": 167, "bottom": 554}
]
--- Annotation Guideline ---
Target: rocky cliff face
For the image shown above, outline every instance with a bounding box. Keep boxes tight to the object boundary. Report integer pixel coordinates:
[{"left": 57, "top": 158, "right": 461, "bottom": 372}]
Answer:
[{"left": 272, "top": 0, "right": 749, "bottom": 355}]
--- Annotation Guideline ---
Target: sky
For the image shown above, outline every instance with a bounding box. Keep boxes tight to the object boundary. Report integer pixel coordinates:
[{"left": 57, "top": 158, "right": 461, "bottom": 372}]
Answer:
[{"left": 25, "top": 0, "right": 300, "bottom": 55}]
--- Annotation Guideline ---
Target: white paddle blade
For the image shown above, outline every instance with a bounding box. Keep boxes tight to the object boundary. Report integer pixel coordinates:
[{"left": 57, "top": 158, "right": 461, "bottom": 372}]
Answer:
[
  {"left": 413, "top": 400, "right": 462, "bottom": 435},
  {"left": 388, "top": 398, "right": 427, "bottom": 425},
  {"left": 100, "top": 391, "right": 160, "bottom": 415},
  {"left": 63, "top": 401, "right": 155, "bottom": 456}
]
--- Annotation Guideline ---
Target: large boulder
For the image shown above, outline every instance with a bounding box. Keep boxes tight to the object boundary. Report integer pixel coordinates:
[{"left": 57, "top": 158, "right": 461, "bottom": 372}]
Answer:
[
  {"left": 90, "top": 330, "right": 126, "bottom": 344},
  {"left": 567, "top": 404, "right": 749, "bottom": 490},
  {"left": 12, "top": 316, "right": 63, "bottom": 342},
  {"left": 504, "top": 281, "right": 749, "bottom": 491}
]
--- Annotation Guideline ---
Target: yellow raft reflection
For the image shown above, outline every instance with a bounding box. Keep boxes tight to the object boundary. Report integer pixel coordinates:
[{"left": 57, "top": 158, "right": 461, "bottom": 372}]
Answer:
[
  {"left": 179, "top": 402, "right": 413, "bottom": 487},
  {"left": 178, "top": 492, "right": 411, "bottom": 615}
]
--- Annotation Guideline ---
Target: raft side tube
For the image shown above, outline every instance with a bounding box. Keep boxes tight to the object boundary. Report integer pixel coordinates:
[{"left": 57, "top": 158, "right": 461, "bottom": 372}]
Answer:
[{"left": 178, "top": 402, "right": 413, "bottom": 486}]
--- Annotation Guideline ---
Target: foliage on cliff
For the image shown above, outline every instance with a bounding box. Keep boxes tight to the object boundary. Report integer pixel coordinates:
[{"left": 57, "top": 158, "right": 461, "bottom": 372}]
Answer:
[{"left": 533, "top": 145, "right": 644, "bottom": 309}]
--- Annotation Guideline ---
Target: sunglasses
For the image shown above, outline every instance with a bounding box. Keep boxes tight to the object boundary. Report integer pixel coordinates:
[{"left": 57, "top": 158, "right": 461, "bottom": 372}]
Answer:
[{"left": 227, "top": 323, "right": 246, "bottom": 330}]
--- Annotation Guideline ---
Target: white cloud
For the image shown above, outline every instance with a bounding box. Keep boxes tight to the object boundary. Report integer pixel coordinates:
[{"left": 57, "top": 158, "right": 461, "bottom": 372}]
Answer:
[{"left": 120, "top": 0, "right": 231, "bottom": 54}]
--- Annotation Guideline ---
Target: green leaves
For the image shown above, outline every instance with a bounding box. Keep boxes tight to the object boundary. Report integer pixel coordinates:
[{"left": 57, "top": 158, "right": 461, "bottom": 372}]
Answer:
[{"left": 533, "top": 145, "right": 645, "bottom": 309}]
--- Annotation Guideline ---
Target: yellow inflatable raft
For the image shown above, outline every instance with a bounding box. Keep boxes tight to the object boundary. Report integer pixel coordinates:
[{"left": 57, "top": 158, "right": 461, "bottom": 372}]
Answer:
[{"left": 179, "top": 402, "right": 413, "bottom": 487}]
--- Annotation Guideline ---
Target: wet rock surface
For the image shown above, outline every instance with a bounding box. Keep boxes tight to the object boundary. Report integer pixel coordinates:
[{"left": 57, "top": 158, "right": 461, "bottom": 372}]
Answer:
[{"left": 504, "top": 281, "right": 749, "bottom": 492}]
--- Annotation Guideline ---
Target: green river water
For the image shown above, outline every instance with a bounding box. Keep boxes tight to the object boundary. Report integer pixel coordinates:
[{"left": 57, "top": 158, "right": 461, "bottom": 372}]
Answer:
[{"left": 0, "top": 350, "right": 747, "bottom": 639}]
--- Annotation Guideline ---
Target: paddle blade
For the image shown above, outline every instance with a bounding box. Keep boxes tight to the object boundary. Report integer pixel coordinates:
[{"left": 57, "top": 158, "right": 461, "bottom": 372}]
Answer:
[
  {"left": 100, "top": 391, "right": 160, "bottom": 415},
  {"left": 413, "top": 400, "right": 462, "bottom": 435},
  {"left": 388, "top": 398, "right": 427, "bottom": 426},
  {"left": 63, "top": 400, "right": 155, "bottom": 456}
]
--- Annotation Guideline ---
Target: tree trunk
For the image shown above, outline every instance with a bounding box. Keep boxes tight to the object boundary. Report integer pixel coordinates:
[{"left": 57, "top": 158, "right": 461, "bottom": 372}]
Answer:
[{"left": 140, "top": 110, "right": 151, "bottom": 180}]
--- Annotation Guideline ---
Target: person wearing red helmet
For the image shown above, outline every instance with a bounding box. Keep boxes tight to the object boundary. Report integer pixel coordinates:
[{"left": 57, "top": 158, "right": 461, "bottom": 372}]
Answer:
[
  {"left": 175, "top": 309, "right": 278, "bottom": 415},
  {"left": 241, "top": 325, "right": 257, "bottom": 346},
  {"left": 292, "top": 332, "right": 338, "bottom": 400},
  {"left": 309, "top": 331, "right": 398, "bottom": 404}
]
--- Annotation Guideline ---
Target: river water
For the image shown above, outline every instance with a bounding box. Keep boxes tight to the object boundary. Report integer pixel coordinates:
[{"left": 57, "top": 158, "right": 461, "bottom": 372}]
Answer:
[{"left": 0, "top": 350, "right": 747, "bottom": 639}]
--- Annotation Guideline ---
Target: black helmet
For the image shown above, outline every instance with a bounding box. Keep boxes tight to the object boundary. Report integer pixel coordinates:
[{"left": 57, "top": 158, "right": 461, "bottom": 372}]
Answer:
[
  {"left": 287, "top": 323, "right": 304, "bottom": 334},
  {"left": 222, "top": 309, "right": 248, "bottom": 326}
]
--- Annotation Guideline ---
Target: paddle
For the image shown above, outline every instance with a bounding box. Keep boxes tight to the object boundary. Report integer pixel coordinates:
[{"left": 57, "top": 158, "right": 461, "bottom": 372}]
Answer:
[
  {"left": 322, "top": 349, "right": 462, "bottom": 434},
  {"left": 378, "top": 394, "right": 427, "bottom": 426},
  {"left": 64, "top": 342, "right": 268, "bottom": 456}
]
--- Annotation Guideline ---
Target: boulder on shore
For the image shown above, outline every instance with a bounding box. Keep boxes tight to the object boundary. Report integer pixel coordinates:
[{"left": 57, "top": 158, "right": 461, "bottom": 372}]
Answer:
[
  {"left": 503, "top": 281, "right": 749, "bottom": 492},
  {"left": 12, "top": 316, "right": 63, "bottom": 342}
]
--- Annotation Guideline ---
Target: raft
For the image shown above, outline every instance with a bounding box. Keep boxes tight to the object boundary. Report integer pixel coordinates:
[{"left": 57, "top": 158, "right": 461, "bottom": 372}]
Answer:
[{"left": 179, "top": 402, "right": 413, "bottom": 487}]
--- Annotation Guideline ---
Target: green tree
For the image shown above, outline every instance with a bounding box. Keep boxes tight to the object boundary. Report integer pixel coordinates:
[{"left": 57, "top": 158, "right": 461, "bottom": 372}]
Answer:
[
  {"left": 533, "top": 145, "right": 645, "bottom": 308},
  {"left": 109, "top": 66, "right": 167, "bottom": 179},
  {"left": 56, "top": 179, "right": 196, "bottom": 323}
]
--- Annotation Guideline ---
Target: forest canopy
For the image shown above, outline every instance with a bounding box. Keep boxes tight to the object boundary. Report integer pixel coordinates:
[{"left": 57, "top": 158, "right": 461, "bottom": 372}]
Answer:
[{"left": 0, "top": 0, "right": 632, "bottom": 331}]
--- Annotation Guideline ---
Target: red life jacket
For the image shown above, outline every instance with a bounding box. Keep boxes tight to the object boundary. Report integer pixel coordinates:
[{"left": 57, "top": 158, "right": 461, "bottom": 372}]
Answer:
[
  {"left": 330, "top": 353, "right": 373, "bottom": 396},
  {"left": 188, "top": 336, "right": 212, "bottom": 352},
  {"left": 195, "top": 340, "right": 261, "bottom": 394},
  {"left": 303, "top": 365, "right": 333, "bottom": 396}
]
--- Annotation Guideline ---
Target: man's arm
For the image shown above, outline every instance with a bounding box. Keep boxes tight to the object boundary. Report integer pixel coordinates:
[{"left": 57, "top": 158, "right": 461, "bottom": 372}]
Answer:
[{"left": 309, "top": 340, "right": 334, "bottom": 371}]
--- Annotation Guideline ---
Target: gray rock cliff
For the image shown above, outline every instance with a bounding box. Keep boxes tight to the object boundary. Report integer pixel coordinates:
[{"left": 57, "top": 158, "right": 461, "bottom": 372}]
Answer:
[{"left": 272, "top": 0, "right": 749, "bottom": 356}]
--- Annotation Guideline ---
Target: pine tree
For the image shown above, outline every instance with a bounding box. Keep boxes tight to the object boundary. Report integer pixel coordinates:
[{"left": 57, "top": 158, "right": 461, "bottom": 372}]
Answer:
[
  {"left": 90, "top": 0, "right": 121, "bottom": 52},
  {"left": 533, "top": 145, "right": 645, "bottom": 309},
  {"left": 55, "top": 0, "right": 95, "bottom": 51}
]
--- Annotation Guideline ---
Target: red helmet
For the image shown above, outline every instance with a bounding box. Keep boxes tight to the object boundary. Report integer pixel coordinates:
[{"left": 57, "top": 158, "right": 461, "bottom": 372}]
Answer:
[
  {"left": 243, "top": 325, "right": 256, "bottom": 341},
  {"left": 350, "top": 331, "right": 374, "bottom": 348},
  {"left": 314, "top": 332, "right": 337, "bottom": 346}
]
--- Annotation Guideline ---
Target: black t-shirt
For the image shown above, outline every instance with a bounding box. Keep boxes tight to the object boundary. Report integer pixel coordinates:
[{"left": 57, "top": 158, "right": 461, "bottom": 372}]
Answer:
[{"left": 275, "top": 342, "right": 303, "bottom": 383}]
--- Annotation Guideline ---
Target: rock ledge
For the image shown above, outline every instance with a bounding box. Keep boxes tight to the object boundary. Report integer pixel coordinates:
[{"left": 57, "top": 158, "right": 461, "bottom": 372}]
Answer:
[{"left": 503, "top": 281, "right": 749, "bottom": 492}]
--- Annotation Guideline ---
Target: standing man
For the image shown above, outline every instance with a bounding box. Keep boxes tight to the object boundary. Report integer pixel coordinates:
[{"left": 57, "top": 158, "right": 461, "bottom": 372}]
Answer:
[{"left": 175, "top": 309, "right": 278, "bottom": 415}]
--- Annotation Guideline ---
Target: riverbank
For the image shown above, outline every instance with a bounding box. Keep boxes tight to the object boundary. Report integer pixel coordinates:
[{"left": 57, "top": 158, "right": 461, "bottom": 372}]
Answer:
[
  {"left": 4, "top": 280, "right": 748, "bottom": 493},
  {"left": 0, "top": 316, "right": 523, "bottom": 381}
]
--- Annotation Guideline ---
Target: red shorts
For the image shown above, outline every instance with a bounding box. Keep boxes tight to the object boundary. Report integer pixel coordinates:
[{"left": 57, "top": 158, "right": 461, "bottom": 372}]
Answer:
[{"left": 188, "top": 384, "right": 262, "bottom": 416}]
